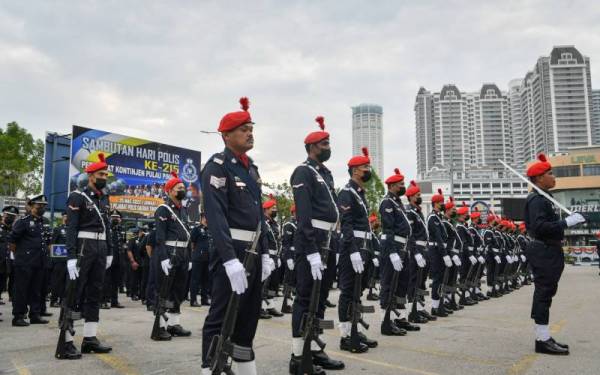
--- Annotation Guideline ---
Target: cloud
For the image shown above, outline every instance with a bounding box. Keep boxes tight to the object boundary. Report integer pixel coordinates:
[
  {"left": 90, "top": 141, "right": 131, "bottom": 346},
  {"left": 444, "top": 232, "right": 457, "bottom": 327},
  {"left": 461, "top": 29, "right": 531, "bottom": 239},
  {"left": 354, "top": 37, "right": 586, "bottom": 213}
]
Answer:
[{"left": 1, "top": 0, "right": 599, "bottom": 188}]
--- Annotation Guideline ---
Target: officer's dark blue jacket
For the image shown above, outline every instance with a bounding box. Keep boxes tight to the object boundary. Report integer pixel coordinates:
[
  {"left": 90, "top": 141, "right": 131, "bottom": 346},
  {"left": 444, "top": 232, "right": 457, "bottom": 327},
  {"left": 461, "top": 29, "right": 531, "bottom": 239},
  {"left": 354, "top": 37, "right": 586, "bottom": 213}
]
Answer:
[
  {"left": 65, "top": 187, "right": 112, "bottom": 259},
  {"left": 201, "top": 148, "right": 268, "bottom": 266},
  {"left": 8, "top": 214, "right": 48, "bottom": 267},
  {"left": 290, "top": 158, "right": 339, "bottom": 256},
  {"left": 338, "top": 179, "right": 370, "bottom": 255},
  {"left": 379, "top": 192, "right": 411, "bottom": 255}
]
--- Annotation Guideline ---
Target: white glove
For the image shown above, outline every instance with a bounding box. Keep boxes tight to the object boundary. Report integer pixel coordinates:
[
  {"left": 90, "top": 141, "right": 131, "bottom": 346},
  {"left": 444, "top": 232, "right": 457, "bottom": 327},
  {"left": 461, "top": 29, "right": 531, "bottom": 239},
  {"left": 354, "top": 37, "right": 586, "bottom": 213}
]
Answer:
[
  {"left": 414, "top": 253, "right": 426, "bottom": 268},
  {"left": 478, "top": 256, "right": 485, "bottom": 264},
  {"left": 350, "top": 252, "right": 364, "bottom": 274},
  {"left": 188, "top": 262, "right": 193, "bottom": 271},
  {"left": 565, "top": 213, "right": 585, "bottom": 227},
  {"left": 505, "top": 255, "right": 512, "bottom": 264},
  {"left": 494, "top": 255, "right": 501, "bottom": 264},
  {"left": 443, "top": 255, "right": 452, "bottom": 267},
  {"left": 277, "top": 258, "right": 282, "bottom": 268},
  {"left": 513, "top": 255, "right": 519, "bottom": 263},
  {"left": 520, "top": 255, "right": 526, "bottom": 262},
  {"left": 469, "top": 255, "right": 477, "bottom": 265},
  {"left": 161, "top": 259, "right": 172, "bottom": 275},
  {"left": 452, "top": 255, "right": 461, "bottom": 266},
  {"left": 106, "top": 255, "right": 113, "bottom": 270},
  {"left": 336, "top": 253, "right": 339, "bottom": 265},
  {"left": 10, "top": 251, "right": 15, "bottom": 260},
  {"left": 261, "top": 254, "right": 274, "bottom": 281},
  {"left": 389, "top": 253, "right": 402, "bottom": 272},
  {"left": 224, "top": 258, "right": 248, "bottom": 294},
  {"left": 372, "top": 257, "right": 380, "bottom": 268},
  {"left": 306, "top": 253, "right": 323, "bottom": 280},
  {"left": 67, "top": 259, "right": 79, "bottom": 280},
  {"left": 287, "top": 259, "right": 295, "bottom": 271}
]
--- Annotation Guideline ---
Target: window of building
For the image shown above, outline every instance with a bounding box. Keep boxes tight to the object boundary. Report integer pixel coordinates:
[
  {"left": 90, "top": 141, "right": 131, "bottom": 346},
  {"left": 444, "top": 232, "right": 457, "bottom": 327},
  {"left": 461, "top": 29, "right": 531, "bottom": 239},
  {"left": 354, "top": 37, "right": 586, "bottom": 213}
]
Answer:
[
  {"left": 583, "top": 164, "right": 600, "bottom": 176},
  {"left": 554, "top": 165, "right": 581, "bottom": 177}
]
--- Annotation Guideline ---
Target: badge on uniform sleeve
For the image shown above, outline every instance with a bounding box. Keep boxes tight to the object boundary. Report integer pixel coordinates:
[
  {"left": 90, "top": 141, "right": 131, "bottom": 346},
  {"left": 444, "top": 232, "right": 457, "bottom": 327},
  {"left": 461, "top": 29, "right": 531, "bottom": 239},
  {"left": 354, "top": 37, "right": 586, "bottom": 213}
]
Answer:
[
  {"left": 385, "top": 208, "right": 393, "bottom": 213},
  {"left": 210, "top": 175, "right": 226, "bottom": 189}
]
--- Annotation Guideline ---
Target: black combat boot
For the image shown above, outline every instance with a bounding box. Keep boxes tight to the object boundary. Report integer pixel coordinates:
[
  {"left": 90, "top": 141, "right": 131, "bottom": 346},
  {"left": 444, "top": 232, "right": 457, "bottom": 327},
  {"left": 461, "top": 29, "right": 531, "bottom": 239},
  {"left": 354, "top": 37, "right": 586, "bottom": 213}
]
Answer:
[{"left": 81, "top": 337, "right": 112, "bottom": 353}]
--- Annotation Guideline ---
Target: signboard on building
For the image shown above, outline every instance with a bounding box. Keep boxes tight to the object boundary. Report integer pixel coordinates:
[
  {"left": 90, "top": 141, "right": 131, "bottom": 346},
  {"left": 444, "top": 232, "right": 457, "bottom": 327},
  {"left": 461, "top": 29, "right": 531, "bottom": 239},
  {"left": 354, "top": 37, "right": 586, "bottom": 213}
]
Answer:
[{"left": 69, "top": 126, "right": 201, "bottom": 218}]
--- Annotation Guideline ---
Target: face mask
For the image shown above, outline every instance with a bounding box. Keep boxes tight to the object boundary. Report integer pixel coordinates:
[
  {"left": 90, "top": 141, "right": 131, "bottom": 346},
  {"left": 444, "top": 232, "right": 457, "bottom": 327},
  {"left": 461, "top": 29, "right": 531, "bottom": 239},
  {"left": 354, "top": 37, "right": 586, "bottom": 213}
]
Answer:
[
  {"left": 111, "top": 219, "right": 119, "bottom": 225},
  {"left": 440, "top": 204, "right": 446, "bottom": 211},
  {"left": 361, "top": 170, "right": 372, "bottom": 183},
  {"left": 415, "top": 197, "right": 423, "bottom": 206},
  {"left": 271, "top": 211, "right": 278, "bottom": 219},
  {"left": 35, "top": 207, "right": 46, "bottom": 216},
  {"left": 317, "top": 148, "right": 331, "bottom": 163},
  {"left": 94, "top": 178, "right": 107, "bottom": 190},
  {"left": 450, "top": 212, "right": 457, "bottom": 218},
  {"left": 4, "top": 216, "right": 15, "bottom": 225},
  {"left": 175, "top": 190, "right": 186, "bottom": 201},
  {"left": 397, "top": 187, "right": 406, "bottom": 196}
]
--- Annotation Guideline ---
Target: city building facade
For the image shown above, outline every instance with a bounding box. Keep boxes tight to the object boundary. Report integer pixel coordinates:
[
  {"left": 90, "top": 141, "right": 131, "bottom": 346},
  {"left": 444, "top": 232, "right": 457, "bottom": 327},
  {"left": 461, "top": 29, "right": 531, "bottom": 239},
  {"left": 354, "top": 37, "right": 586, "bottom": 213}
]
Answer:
[{"left": 352, "top": 103, "right": 384, "bottom": 177}]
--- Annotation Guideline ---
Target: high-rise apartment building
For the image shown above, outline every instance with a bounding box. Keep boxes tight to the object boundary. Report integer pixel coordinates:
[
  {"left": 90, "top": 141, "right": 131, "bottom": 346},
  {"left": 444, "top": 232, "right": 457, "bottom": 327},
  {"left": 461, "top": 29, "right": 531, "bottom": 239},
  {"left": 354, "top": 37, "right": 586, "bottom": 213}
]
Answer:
[{"left": 352, "top": 103, "right": 384, "bottom": 177}]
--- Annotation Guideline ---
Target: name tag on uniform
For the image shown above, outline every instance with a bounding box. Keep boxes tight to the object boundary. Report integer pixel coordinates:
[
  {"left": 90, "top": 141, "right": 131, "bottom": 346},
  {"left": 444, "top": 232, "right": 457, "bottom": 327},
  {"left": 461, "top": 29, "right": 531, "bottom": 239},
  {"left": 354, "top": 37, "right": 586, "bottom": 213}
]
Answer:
[
  {"left": 51, "top": 244, "right": 68, "bottom": 258},
  {"left": 235, "top": 181, "right": 246, "bottom": 187}
]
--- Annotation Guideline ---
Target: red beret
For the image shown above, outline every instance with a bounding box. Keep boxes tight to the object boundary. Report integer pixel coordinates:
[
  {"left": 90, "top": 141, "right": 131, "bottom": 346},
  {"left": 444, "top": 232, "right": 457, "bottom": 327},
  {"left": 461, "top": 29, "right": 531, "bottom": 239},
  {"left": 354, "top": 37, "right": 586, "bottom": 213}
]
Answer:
[
  {"left": 385, "top": 168, "right": 404, "bottom": 185},
  {"left": 218, "top": 97, "right": 253, "bottom": 132},
  {"left": 519, "top": 222, "right": 526, "bottom": 233},
  {"left": 290, "top": 204, "right": 296, "bottom": 213},
  {"left": 526, "top": 153, "right": 552, "bottom": 177},
  {"left": 470, "top": 207, "right": 481, "bottom": 220},
  {"left": 457, "top": 201, "right": 469, "bottom": 216},
  {"left": 405, "top": 180, "right": 420, "bottom": 197},
  {"left": 348, "top": 147, "right": 370, "bottom": 167},
  {"left": 444, "top": 196, "right": 455, "bottom": 211},
  {"left": 431, "top": 188, "right": 444, "bottom": 204},
  {"left": 304, "top": 116, "right": 330, "bottom": 144},
  {"left": 595, "top": 231, "right": 600, "bottom": 238},
  {"left": 368, "top": 212, "right": 378, "bottom": 223},
  {"left": 85, "top": 153, "right": 108, "bottom": 174},
  {"left": 487, "top": 213, "right": 497, "bottom": 223},
  {"left": 262, "top": 194, "right": 276, "bottom": 210},
  {"left": 164, "top": 171, "right": 183, "bottom": 192}
]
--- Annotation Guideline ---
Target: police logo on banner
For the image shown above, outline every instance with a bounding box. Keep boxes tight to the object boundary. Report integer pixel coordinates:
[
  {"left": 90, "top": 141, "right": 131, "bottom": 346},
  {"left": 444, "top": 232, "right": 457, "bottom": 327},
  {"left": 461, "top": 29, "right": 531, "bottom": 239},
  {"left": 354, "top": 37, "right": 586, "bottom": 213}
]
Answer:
[{"left": 181, "top": 158, "right": 198, "bottom": 183}]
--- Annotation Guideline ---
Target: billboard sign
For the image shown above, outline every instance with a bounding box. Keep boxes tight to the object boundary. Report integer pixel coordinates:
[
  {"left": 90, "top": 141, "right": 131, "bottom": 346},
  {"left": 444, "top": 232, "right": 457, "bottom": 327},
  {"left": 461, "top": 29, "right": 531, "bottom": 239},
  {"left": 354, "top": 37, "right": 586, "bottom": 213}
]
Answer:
[{"left": 69, "top": 126, "right": 201, "bottom": 218}]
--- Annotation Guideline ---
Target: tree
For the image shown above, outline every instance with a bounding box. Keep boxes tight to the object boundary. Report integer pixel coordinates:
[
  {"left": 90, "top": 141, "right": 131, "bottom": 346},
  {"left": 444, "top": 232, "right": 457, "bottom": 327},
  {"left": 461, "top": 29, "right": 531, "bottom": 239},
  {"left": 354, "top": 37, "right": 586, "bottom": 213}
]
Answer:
[
  {"left": 0, "top": 122, "right": 44, "bottom": 197},
  {"left": 364, "top": 170, "right": 386, "bottom": 219}
]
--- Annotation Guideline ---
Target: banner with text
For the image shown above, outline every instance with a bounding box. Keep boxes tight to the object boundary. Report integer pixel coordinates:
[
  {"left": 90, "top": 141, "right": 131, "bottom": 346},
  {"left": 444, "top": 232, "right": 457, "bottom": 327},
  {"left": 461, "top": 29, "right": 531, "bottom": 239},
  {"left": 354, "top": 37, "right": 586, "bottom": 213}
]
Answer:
[{"left": 69, "top": 126, "right": 201, "bottom": 218}]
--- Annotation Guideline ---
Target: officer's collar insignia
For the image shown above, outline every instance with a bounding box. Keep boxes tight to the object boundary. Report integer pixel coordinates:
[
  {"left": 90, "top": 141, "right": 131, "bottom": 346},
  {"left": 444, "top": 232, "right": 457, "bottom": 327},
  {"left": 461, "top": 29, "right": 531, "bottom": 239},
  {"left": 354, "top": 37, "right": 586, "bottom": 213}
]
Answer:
[{"left": 231, "top": 158, "right": 237, "bottom": 164}]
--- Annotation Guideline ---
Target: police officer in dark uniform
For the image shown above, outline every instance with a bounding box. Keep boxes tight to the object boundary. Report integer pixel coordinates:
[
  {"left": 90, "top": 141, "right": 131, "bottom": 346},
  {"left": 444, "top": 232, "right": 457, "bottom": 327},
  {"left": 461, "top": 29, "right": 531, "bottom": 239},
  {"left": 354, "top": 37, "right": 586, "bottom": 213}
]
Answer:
[
  {"left": 127, "top": 228, "right": 144, "bottom": 301},
  {"left": 404, "top": 181, "right": 435, "bottom": 324},
  {"left": 138, "top": 225, "right": 152, "bottom": 306},
  {"left": 151, "top": 172, "right": 192, "bottom": 340},
  {"left": 379, "top": 168, "right": 416, "bottom": 336},
  {"left": 62, "top": 154, "right": 113, "bottom": 356},
  {"left": 144, "top": 225, "right": 158, "bottom": 311},
  {"left": 338, "top": 147, "right": 378, "bottom": 353},
  {"left": 262, "top": 196, "right": 284, "bottom": 318},
  {"left": 441, "top": 198, "right": 462, "bottom": 311},
  {"left": 0, "top": 206, "right": 19, "bottom": 307},
  {"left": 103, "top": 211, "right": 125, "bottom": 309},
  {"left": 289, "top": 116, "right": 344, "bottom": 373},
  {"left": 280, "top": 205, "right": 297, "bottom": 314},
  {"left": 201, "top": 97, "right": 274, "bottom": 375},
  {"left": 524, "top": 154, "right": 585, "bottom": 355},
  {"left": 455, "top": 203, "right": 477, "bottom": 306},
  {"left": 484, "top": 214, "right": 502, "bottom": 298},
  {"left": 189, "top": 214, "right": 212, "bottom": 306},
  {"left": 468, "top": 210, "right": 488, "bottom": 301},
  {"left": 427, "top": 189, "right": 452, "bottom": 317},
  {"left": 8, "top": 194, "right": 50, "bottom": 326},
  {"left": 50, "top": 212, "right": 68, "bottom": 307}
]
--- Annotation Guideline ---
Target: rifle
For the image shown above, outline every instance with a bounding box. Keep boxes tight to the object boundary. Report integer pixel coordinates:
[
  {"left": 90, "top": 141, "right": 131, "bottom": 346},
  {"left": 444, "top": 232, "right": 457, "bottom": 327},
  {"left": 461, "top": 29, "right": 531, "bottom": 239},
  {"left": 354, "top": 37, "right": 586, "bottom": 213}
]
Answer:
[
  {"left": 55, "top": 275, "right": 81, "bottom": 359},
  {"left": 298, "top": 230, "right": 335, "bottom": 375},
  {"left": 151, "top": 250, "right": 177, "bottom": 340},
  {"left": 281, "top": 266, "right": 295, "bottom": 314},
  {"left": 347, "top": 235, "right": 375, "bottom": 352},
  {"left": 438, "top": 265, "right": 450, "bottom": 310},
  {"left": 207, "top": 223, "right": 262, "bottom": 375},
  {"left": 381, "top": 254, "right": 404, "bottom": 331},
  {"left": 410, "top": 263, "right": 429, "bottom": 315}
]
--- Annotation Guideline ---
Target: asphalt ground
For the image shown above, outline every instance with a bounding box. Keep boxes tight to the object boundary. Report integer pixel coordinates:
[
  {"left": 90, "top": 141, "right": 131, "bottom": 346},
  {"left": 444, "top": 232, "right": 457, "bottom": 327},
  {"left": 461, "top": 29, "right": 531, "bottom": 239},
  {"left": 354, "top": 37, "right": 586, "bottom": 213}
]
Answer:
[{"left": 0, "top": 265, "right": 598, "bottom": 375}]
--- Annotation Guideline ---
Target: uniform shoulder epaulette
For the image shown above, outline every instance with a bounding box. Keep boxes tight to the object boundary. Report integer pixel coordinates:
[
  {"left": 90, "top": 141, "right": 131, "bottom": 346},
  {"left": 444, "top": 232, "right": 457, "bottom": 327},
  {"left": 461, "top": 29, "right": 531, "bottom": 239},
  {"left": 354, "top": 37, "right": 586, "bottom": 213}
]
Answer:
[{"left": 208, "top": 152, "right": 226, "bottom": 165}]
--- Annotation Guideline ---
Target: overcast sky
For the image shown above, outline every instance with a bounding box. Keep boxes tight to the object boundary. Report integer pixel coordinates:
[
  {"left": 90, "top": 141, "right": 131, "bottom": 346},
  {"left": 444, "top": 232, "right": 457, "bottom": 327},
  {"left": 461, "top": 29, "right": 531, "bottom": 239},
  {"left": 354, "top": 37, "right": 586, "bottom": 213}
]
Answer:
[{"left": 2, "top": 1, "right": 599, "bottom": 186}]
